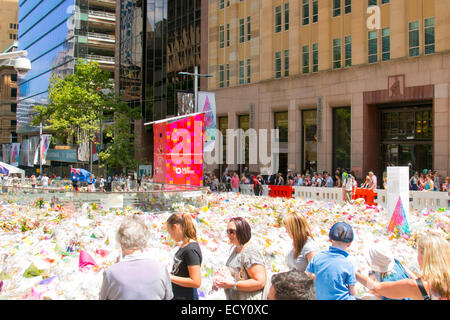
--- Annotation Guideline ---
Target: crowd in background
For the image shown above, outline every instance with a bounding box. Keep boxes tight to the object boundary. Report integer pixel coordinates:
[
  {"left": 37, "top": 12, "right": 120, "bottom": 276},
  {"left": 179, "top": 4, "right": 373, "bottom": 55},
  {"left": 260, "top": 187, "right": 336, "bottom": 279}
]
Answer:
[{"left": 204, "top": 167, "right": 449, "bottom": 194}]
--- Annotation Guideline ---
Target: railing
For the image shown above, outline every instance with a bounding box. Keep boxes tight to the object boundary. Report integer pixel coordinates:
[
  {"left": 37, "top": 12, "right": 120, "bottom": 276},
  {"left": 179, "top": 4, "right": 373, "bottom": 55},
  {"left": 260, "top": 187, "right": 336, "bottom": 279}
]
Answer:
[
  {"left": 84, "top": 54, "right": 115, "bottom": 63},
  {"left": 87, "top": 32, "right": 115, "bottom": 41},
  {"left": 0, "top": 182, "right": 208, "bottom": 212},
  {"left": 238, "top": 184, "right": 448, "bottom": 211},
  {"left": 86, "top": 10, "right": 116, "bottom": 20}
]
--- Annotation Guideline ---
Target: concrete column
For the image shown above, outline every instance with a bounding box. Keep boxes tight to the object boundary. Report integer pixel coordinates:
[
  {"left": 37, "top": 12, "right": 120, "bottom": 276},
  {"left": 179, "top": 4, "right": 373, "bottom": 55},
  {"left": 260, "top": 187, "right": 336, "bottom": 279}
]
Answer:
[
  {"left": 434, "top": 83, "right": 449, "bottom": 177},
  {"left": 351, "top": 92, "right": 364, "bottom": 179}
]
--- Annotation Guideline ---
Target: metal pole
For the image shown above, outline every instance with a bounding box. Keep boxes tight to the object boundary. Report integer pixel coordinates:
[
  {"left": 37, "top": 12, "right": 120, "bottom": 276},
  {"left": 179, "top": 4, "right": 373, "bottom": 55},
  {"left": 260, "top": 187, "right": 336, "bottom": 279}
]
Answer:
[
  {"left": 194, "top": 65, "right": 198, "bottom": 112},
  {"left": 39, "top": 123, "right": 42, "bottom": 175}
]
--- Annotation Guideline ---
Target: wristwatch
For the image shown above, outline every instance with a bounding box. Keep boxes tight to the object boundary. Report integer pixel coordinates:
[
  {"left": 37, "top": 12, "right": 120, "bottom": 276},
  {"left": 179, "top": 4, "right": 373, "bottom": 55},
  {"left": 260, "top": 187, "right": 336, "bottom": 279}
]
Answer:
[{"left": 233, "top": 281, "right": 238, "bottom": 291}]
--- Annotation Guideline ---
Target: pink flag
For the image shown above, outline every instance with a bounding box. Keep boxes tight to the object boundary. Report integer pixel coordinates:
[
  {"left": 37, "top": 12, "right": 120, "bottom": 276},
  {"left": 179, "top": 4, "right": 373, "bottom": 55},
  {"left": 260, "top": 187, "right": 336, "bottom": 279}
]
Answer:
[
  {"left": 388, "top": 196, "right": 410, "bottom": 235},
  {"left": 79, "top": 250, "right": 97, "bottom": 271}
]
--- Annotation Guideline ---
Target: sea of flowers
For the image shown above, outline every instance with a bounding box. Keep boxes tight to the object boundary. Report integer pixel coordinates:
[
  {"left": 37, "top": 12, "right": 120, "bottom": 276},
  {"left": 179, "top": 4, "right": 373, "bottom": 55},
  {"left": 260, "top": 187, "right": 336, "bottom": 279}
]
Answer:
[{"left": 0, "top": 192, "right": 448, "bottom": 300}]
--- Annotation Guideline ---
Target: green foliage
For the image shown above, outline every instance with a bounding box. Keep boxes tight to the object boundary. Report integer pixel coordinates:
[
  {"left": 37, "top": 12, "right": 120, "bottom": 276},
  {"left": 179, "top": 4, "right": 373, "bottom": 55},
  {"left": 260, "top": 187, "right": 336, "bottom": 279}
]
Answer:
[{"left": 32, "top": 59, "right": 141, "bottom": 173}]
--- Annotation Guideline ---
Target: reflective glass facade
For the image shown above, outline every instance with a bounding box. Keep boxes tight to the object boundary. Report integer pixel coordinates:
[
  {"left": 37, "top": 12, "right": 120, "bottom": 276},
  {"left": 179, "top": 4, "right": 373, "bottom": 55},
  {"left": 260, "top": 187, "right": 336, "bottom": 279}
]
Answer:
[
  {"left": 17, "top": 0, "right": 76, "bottom": 133},
  {"left": 119, "top": 0, "right": 202, "bottom": 124}
]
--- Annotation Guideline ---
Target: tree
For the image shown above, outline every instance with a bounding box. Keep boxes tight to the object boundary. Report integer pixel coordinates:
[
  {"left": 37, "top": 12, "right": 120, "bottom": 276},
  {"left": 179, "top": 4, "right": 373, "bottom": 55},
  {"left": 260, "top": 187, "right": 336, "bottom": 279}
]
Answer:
[{"left": 32, "top": 59, "right": 141, "bottom": 174}]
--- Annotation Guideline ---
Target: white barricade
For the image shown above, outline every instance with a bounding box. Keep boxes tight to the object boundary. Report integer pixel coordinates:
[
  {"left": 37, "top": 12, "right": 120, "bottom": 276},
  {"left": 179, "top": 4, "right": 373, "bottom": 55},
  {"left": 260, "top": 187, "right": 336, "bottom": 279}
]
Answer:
[{"left": 239, "top": 184, "right": 253, "bottom": 195}]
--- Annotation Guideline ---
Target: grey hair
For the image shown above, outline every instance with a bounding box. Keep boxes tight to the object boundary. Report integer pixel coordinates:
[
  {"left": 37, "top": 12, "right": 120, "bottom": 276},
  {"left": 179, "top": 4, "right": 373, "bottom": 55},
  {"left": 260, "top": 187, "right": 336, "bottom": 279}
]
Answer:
[{"left": 116, "top": 216, "right": 149, "bottom": 251}]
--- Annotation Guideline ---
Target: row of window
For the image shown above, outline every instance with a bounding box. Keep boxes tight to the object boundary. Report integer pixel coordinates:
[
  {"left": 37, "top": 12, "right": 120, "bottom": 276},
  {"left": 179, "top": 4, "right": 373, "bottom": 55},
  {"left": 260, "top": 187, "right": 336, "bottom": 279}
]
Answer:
[
  {"left": 218, "top": 59, "right": 251, "bottom": 88},
  {"left": 9, "top": 34, "right": 17, "bottom": 40},
  {"left": 9, "top": 23, "right": 18, "bottom": 30}
]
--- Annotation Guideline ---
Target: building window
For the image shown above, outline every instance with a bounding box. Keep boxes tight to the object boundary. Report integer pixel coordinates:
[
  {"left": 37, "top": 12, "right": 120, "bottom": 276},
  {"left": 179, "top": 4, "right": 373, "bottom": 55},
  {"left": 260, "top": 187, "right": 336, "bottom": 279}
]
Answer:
[
  {"left": 312, "top": 0, "right": 318, "bottom": 22},
  {"left": 240, "top": 18, "right": 245, "bottom": 43},
  {"left": 275, "top": 111, "right": 289, "bottom": 143},
  {"left": 247, "top": 16, "right": 251, "bottom": 41},
  {"left": 333, "top": 107, "right": 351, "bottom": 172},
  {"left": 220, "top": 0, "right": 224, "bottom": 9},
  {"left": 275, "top": 5, "right": 282, "bottom": 33},
  {"left": 285, "top": 3, "right": 289, "bottom": 30},
  {"left": 333, "top": 38, "right": 341, "bottom": 69},
  {"left": 227, "top": 0, "right": 230, "bottom": 7},
  {"left": 424, "top": 18, "right": 435, "bottom": 55},
  {"left": 226, "top": 64, "right": 230, "bottom": 87},
  {"left": 409, "top": 21, "right": 419, "bottom": 57},
  {"left": 382, "top": 28, "right": 390, "bottom": 61},
  {"left": 11, "top": 103, "right": 17, "bottom": 113},
  {"left": 302, "top": 110, "right": 317, "bottom": 173},
  {"left": 246, "top": 59, "right": 251, "bottom": 83},
  {"left": 302, "top": 0, "right": 309, "bottom": 25},
  {"left": 10, "top": 74, "right": 17, "bottom": 82},
  {"left": 275, "top": 51, "right": 282, "bottom": 78},
  {"left": 219, "top": 65, "right": 224, "bottom": 88},
  {"left": 368, "top": 30, "right": 378, "bottom": 63},
  {"left": 302, "top": 45, "right": 309, "bottom": 74},
  {"left": 226, "top": 24, "right": 230, "bottom": 47},
  {"left": 345, "top": 0, "right": 351, "bottom": 14},
  {"left": 239, "top": 60, "right": 245, "bottom": 84},
  {"left": 10, "top": 88, "right": 17, "bottom": 98},
  {"left": 219, "top": 25, "right": 224, "bottom": 48},
  {"left": 312, "top": 43, "right": 318, "bottom": 72},
  {"left": 345, "top": 35, "right": 351, "bottom": 67},
  {"left": 333, "top": 0, "right": 341, "bottom": 17},
  {"left": 368, "top": 0, "right": 377, "bottom": 6},
  {"left": 284, "top": 50, "right": 289, "bottom": 77},
  {"left": 382, "top": 0, "right": 389, "bottom": 4}
]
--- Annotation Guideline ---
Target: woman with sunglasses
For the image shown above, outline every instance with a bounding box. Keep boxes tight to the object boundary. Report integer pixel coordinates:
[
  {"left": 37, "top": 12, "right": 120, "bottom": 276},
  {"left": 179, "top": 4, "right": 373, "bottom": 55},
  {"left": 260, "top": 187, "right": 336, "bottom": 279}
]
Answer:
[
  {"left": 214, "top": 217, "right": 267, "bottom": 300},
  {"left": 166, "top": 213, "right": 202, "bottom": 300}
]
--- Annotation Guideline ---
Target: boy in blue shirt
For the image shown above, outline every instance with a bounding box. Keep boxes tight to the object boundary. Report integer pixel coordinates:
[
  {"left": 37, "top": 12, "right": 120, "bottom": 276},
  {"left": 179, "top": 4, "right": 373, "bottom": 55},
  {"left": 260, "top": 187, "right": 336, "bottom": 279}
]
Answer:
[{"left": 306, "top": 222, "right": 358, "bottom": 300}]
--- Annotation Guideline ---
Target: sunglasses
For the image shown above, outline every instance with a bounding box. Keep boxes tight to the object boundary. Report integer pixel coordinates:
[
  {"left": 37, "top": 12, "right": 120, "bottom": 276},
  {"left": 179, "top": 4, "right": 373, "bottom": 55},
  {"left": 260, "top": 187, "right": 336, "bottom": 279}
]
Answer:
[{"left": 226, "top": 229, "right": 236, "bottom": 235}]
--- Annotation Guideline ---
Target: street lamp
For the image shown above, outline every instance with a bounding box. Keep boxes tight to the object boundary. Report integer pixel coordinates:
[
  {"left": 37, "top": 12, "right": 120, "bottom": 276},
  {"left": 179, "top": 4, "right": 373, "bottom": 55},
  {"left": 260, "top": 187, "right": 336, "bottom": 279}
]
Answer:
[{"left": 178, "top": 66, "right": 213, "bottom": 111}]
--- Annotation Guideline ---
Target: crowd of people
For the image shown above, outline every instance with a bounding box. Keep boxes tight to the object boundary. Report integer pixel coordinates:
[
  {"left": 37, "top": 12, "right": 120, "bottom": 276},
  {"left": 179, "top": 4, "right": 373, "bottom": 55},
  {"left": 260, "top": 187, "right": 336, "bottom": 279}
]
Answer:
[
  {"left": 204, "top": 168, "right": 450, "bottom": 195},
  {"left": 99, "top": 213, "right": 450, "bottom": 300}
]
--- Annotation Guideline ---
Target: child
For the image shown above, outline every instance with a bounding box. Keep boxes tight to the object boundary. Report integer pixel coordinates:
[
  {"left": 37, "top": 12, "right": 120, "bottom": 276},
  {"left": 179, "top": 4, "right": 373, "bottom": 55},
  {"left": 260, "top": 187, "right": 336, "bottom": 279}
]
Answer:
[
  {"left": 305, "top": 222, "right": 357, "bottom": 300},
  {"left": 362, "top": 243, "right": 416, "bottom": 300}
]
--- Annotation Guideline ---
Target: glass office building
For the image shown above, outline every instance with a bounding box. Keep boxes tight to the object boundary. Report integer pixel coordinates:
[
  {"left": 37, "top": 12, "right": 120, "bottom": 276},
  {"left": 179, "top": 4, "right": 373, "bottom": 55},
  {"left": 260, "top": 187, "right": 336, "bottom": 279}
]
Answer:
[
  {"left": 118, "top": 0, "right": 204, "bottom": 163},
  {"left": 17, "top": 0, "right": 116, "bottom": 134},
  {"left": 119, "top": 0, "right": 202, "bottom": 123},
  {"left": 17, "top": 0, "right": 76, "bottom": 134}
]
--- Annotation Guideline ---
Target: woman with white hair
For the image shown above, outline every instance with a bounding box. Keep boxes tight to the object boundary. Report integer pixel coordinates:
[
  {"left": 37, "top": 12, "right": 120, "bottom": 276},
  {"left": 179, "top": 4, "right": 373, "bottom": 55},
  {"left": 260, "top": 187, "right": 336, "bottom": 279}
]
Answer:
[
  {"left": 99, "top": 216, "right": 173, "bottom": 300},
  {"left": 356, "top": 232, "right": 450, "bottom": 300}
]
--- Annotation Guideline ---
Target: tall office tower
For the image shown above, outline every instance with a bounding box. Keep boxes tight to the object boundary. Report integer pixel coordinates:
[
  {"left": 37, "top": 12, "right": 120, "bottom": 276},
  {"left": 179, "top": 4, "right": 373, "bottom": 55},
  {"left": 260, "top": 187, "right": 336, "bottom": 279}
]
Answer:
[
  {"left": 0, "top": 0, "right": 19, "bottom": 52},
  {"left": 207, "top": 0, "right": 450, "bottom": 181},
  {"left": 117, "top": 0, "right": 207, "bottom": 165},
  {"left": 16, "top": 0, "right": 116, "bottom": 135}
]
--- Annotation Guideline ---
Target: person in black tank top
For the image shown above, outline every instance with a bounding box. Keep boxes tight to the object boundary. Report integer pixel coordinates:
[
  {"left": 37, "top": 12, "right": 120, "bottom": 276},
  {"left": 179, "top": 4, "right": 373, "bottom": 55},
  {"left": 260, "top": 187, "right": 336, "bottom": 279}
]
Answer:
[{"left": 166, "top": 213, "right": 202, "bottom": 300}]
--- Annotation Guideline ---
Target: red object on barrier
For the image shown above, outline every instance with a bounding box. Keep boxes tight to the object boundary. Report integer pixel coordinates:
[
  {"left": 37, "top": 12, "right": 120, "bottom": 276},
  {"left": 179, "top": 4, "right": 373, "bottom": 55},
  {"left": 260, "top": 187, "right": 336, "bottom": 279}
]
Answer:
[
  {"left": 268, "top": 185, "right": 294, "bottom": 198},
  {"left": 352, "top": 188, "right": 377, "bottom": 205}
]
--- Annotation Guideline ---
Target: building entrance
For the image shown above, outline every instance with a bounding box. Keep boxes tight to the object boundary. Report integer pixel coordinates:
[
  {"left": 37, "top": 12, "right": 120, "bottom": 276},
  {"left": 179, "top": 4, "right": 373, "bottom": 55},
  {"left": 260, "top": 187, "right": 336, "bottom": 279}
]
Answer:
[{"left": 379, "top": 105, "right": 433, "bottom": 175}]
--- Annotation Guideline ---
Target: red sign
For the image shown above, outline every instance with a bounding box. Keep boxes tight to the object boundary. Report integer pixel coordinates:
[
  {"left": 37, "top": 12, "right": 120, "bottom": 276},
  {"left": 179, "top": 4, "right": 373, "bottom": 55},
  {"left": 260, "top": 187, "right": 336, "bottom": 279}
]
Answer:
[{"left": 153, "top": 113, "right": 204, "bottom": 186}]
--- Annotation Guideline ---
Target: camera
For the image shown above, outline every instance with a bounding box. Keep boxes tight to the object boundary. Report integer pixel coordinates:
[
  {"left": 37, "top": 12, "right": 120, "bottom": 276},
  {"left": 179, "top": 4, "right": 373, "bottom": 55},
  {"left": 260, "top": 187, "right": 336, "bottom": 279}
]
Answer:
[{"left": 14, "top": 57, "right": 31, "bottom": 76}]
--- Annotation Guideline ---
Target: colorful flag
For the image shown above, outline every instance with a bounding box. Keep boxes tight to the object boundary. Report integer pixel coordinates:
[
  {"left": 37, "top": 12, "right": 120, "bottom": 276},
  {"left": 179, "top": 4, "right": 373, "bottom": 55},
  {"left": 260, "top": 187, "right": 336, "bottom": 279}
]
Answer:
[
  {"left": 388, "top": 196, "right": 410, "bottom": 236},
  {"left": 40, "top": 134, "right": 52, "bottom": 165},
  {"left": 10, "top": 143, "right": 20, "bottom": 167}
]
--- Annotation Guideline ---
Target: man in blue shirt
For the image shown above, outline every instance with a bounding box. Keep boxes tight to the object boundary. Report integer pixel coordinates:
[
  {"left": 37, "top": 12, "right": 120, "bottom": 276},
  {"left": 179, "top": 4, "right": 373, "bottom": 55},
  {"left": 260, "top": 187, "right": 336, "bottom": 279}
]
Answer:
[
  {"left": 306, "top": 222, "right": 357, "bottom": 300},
  {"left": 324, "top": 172, "right": 334, "bottom": 188}
]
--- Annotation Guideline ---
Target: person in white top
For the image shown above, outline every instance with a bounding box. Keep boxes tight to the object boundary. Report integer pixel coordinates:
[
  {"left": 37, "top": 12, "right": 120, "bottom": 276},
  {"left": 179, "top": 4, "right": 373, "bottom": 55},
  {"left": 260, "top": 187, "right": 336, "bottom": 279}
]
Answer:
[
  {"left": 41, "top": 175, "right": 49, "bottom": 188},
  {"left": 368, "top": 171, "right": 377, "bottom": 190}
]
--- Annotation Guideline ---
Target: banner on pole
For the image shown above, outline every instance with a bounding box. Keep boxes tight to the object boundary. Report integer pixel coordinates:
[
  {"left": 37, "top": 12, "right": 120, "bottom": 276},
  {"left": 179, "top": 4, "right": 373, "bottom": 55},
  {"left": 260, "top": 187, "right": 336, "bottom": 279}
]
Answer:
[
  {"left": 197, "top": 92, "right": 216, "bottom": 153},
  {"left": 10, "top": 143, "right": 20, "bottom": 167},
  {"left": 41, "top": 134, "right": 52, "bottom": 165}
]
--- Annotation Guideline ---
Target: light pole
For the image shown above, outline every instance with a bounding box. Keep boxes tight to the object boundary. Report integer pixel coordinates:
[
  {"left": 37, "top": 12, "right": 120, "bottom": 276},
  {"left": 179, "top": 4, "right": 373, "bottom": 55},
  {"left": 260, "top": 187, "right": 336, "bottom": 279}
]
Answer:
[{"left": 178, "top": 66, "right": 213, "bottom": 111}]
